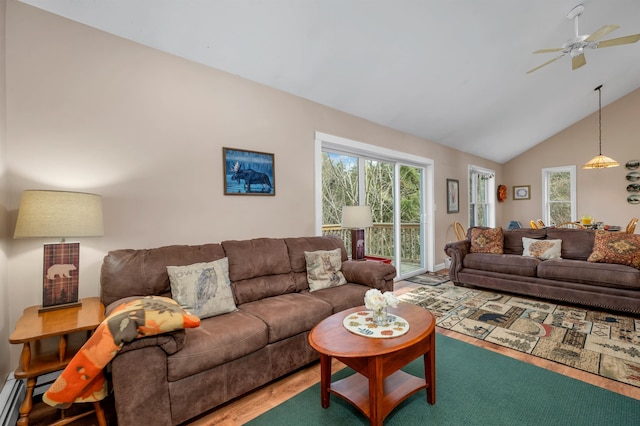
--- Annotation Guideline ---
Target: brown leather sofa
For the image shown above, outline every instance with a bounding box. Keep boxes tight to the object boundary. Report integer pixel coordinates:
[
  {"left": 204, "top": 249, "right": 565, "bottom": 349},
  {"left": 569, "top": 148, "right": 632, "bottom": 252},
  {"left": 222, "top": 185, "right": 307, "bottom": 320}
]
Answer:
[
  {"left": 444, "top": 227, "right": 640, "bottom": 314},
  {"left": 100, "top": 235, "right": 395, "bottom": 425}
]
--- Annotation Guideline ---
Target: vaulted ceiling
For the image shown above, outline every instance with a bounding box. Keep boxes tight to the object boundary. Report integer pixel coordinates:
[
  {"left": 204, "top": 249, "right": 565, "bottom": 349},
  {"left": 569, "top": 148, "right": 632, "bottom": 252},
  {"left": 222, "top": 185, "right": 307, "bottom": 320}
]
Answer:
[{"left": 19, "top": 0, "right": 640, "bottom": 163}]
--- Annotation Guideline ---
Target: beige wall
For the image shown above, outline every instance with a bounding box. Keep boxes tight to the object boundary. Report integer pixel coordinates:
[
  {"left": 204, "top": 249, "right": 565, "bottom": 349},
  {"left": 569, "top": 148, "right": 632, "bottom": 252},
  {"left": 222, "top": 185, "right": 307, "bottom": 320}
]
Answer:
[
  {"left": 503, "top": 88, "right": 640, "bottom": 229},
  {"left": 4, "top": 1, "right": 503, "bottom": 370},
  {"left": 1, "top": 0, "right": 9, "bottom": 381}
]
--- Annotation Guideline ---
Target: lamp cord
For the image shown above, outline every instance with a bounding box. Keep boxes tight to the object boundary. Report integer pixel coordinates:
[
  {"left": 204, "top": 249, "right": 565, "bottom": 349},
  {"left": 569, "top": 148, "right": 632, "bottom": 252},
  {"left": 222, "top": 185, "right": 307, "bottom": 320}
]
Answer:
[{"left": 595, "top": 84, "right": 602, "bottom": 155}]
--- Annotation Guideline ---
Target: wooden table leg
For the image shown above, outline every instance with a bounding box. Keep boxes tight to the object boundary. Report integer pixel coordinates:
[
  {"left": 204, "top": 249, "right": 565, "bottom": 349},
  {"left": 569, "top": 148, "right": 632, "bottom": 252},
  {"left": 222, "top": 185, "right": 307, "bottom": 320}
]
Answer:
[
  {"left": 17, "top": 377, "right": 36, "bottom": 426},
  {"left": 319, "top": 354, "right": 332, "bottom": 408},
  {"left": 368, "top": 356, "right": 384, "bottom": 426},
  {"left": 424, "top": 332, "right": 436, "bottom": 405}
]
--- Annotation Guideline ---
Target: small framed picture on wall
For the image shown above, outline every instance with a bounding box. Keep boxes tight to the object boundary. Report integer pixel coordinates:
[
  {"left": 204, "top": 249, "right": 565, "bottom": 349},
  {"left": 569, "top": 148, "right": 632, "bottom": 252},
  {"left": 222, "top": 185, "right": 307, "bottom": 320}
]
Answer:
[
  {"left": 446, "top": 179, "right": 459, "bottom": 213},
  {"left": 513, "top": 185, "right": 530, "bottom": 200}
]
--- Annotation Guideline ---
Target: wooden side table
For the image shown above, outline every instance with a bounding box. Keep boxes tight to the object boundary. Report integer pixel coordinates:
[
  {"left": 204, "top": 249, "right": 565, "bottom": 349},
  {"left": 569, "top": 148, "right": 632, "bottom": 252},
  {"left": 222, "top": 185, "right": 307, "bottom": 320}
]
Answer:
[{"left": 9, "top": 297, "right": 107, "bottom": 426}]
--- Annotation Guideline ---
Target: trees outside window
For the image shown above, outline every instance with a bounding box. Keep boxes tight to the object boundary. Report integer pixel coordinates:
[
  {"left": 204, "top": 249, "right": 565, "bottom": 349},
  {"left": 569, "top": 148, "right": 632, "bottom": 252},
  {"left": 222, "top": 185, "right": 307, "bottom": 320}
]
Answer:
[
  {"left": 317, "top": 132, "right": 434, "bottom": 276},
  {"left": 542, "top": 166, "right": 576, "bottom": 225},
  {"left": 468, "top": 166, "right": 495, "bottom": 227}
]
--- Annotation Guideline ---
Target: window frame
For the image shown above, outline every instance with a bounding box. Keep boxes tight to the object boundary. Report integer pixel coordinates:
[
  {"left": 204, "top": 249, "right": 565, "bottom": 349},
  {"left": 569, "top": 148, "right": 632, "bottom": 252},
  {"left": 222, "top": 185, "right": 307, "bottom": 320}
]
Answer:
[
  {"left": 541, "top": 165, "right": 576, "bottom": 226},
  {"left": 468, "top": 165, "right": 496, "bottom": 228}
]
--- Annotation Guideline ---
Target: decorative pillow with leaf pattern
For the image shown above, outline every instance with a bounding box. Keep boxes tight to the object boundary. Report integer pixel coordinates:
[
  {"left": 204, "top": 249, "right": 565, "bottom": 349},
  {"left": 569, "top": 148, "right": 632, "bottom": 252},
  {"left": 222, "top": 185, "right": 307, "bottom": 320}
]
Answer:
[
  {"left": 587, "top": 230, "right": 640, "bottom": 269},
  {"left": 522, "top": 237, "right": 562, "bottom": 260},
  {"left": 470, "top": 227, "right": 504, "bottom": 254}
]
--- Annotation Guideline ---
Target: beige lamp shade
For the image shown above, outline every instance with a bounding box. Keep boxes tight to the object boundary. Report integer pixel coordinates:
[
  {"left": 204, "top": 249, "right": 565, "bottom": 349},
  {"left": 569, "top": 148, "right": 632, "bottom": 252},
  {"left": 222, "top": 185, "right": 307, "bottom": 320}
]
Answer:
[
  {"left": 14, "top": 190, "right": 104, "bottom": 239},
  {"left": 341, "top": 205, "right": 373, "bottom": 228},
  {"left": 582, "top": 154, "right": 620, "bottom": 169}
]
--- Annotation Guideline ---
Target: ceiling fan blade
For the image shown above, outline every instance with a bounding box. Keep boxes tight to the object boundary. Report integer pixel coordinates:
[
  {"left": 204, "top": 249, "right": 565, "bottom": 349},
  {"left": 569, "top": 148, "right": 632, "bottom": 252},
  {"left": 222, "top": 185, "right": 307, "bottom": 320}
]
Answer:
[
  {"left": 572, "top": 53, "right": 586, "bottom": 70},
  {"left": 585, "top": 25, "right": 620, "bottom": 42},
  {"left": 533, "top": 47, "right": 563, "bottom": 54},
  {"left": 526, "top": 56, "right": 563, "bottom": 74},
  {"left": 597, "top": 33, "right": 640, "bottom": 48}
]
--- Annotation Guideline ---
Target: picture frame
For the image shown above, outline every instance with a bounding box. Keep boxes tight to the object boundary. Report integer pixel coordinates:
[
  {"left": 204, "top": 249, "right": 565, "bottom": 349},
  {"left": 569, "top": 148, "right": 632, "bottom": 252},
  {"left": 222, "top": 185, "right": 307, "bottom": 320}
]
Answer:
[
  {"left": 513, "top": 185, "right": 531, "bottom": 200},
  {"left": 446, "top": 179, "right": 459, "bottom": 213},
  {"left": 41, "top": 242, "right": 81, "bottom": 311},
  {"left": 223, "top": 147, "right": 276, "bottom": 196}
]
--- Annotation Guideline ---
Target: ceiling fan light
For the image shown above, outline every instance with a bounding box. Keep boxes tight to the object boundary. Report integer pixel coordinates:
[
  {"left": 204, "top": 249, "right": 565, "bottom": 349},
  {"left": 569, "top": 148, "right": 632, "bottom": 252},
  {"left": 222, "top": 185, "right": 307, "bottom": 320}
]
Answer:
[{"left": 582, "top": 154, "right": 620, "bottom": 169}]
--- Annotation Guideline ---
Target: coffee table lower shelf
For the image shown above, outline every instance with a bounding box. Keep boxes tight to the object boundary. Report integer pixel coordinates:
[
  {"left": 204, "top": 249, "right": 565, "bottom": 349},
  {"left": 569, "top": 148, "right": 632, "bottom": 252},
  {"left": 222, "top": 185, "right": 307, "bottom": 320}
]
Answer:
[{"left": 329, "top": 369, "right": 427, "bottom": 420}]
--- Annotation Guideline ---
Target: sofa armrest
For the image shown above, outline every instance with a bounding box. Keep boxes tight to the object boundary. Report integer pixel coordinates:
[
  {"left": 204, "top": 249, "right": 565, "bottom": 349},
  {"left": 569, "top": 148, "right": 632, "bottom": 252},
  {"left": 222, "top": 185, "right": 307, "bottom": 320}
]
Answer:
[
  {"left": 118, "top": 330, "right": 186, "bottom": 356},
  {"left": 341, "top": 260, "right": 396, "bottom": 291},
  {"left": 444, "top": 240, "right": 470, "bottom": 283},
  {"left": 105, "top": 296, "right": 188, "bottom": 356}
]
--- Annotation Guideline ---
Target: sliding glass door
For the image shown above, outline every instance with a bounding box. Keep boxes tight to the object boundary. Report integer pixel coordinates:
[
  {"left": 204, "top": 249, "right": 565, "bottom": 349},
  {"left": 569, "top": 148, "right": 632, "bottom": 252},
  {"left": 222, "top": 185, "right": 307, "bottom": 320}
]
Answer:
[{"left": 316, "top": 133, "right": 433, "bottom": 279}]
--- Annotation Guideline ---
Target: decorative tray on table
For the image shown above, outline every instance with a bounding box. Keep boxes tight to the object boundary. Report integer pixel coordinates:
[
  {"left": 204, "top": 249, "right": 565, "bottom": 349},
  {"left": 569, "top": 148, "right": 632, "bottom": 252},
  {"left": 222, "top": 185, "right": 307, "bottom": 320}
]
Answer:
[{"left": 342, "top": 310, "right": 409, "bottom": 338}]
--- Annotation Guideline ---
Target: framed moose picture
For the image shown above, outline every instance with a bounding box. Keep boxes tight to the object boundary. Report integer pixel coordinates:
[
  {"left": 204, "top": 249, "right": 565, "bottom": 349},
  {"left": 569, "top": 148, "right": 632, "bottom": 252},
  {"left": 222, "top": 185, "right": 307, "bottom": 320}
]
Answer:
[{"left": 223, "top": 147, "right": 276, "bottom": 196}]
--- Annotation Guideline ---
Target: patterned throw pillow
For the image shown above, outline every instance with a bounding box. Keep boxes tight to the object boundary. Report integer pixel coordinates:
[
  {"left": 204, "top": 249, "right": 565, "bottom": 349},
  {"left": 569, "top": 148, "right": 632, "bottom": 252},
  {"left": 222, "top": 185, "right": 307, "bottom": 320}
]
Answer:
[
  {"left": 168, "top": 258, "right": 237, "bottom": 319},
  {"left": 305, "top": 248, "right": 347, "bottom": 292},
  {"left": 587, "top": 230, "right": 640, "bottom": 269},
  {"left": 470, "top": 227, "right": 504, "bottom": 254},
  {"left": 522, "top": 237, "right": 562, "bottom": 260}
]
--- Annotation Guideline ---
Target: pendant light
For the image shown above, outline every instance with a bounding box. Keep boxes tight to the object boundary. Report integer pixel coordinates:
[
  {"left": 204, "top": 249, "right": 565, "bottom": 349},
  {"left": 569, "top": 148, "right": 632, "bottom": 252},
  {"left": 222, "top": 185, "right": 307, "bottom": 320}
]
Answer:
[{"left": 582, "top": 85, "right": 620, "bottom": 169}]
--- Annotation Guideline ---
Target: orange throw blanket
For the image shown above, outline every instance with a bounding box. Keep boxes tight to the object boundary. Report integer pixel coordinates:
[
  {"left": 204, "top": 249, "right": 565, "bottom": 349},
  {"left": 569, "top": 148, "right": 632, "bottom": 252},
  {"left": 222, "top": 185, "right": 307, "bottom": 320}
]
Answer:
[{"left": 43, "top": 296, "right": 200, "bottom": 408}]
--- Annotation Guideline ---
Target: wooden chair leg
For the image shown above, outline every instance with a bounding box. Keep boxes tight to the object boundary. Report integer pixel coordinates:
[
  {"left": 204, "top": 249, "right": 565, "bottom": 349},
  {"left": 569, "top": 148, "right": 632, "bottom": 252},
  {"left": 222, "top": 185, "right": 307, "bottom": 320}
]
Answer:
[{"left": 94, "top": 401, "right": 108, "bottom": 426}]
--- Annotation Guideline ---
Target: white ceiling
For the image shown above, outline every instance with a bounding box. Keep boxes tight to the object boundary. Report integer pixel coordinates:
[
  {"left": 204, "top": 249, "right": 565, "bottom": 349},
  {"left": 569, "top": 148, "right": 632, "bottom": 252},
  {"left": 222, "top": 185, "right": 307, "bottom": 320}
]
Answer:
[{"left": 19, "top": 0, "right": 640, "bottom": 163}]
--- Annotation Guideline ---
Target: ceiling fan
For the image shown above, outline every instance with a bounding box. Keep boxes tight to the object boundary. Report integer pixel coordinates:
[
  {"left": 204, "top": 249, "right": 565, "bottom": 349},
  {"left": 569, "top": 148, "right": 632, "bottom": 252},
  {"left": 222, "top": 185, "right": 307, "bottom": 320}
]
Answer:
[{"left": 527, "top": 4, "right": 640, "bottom": 74}]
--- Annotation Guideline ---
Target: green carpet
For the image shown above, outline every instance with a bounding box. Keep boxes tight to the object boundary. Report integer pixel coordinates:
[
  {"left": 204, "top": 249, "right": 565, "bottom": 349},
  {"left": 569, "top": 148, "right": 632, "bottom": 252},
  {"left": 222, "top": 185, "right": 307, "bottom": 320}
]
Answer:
[{"left": 247, "top": 334, "right": 640, "bottom": 425}]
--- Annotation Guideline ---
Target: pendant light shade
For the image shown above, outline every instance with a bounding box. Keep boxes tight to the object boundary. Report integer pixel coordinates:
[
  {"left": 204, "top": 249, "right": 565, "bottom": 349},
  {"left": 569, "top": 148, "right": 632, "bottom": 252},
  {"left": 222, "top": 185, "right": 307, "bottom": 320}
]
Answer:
[{"left": 583, "top": 85, "right": 619, "bottom": 169}]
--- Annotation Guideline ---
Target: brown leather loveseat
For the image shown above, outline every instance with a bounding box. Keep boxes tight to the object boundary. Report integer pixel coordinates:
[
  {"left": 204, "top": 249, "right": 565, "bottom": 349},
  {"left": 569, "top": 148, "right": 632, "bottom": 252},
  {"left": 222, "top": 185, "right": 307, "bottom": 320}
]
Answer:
[{"left": 100, "top": 235, "right": 396, "bottom": 425}]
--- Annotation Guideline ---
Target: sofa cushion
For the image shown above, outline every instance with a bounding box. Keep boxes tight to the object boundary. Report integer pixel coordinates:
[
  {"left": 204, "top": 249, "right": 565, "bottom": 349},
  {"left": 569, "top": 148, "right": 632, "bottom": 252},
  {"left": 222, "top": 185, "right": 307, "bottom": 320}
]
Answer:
[
  {"left": 470, "top": 227, "right": 503, "bottom": 254},
  {"left": 101, "top": 244, "right": 226, "bottom": 307},
  {"left": 284, "top": 235, "right": 348, "bottom": 273},
  {"left": 546, "top": 228, "right": 595, "bottom": 260},
  {"left": 305, "top": 248, "right": 347, "bottom": 291},
  {"left": 304, "top": 283, "right": 374, "bottom": 314},
  {"left": 167, "top": 310, "right": 268, "bottom": 381},
  {"left": 502, "top": 229, "right": 547, "bottom": 255},
  {"left": 239, "top": 293, "right": 333, "bottom": 343},
  {"left": 522, "top": 237, "right": 562, "bottom": 260},
  {"left": 167, "top": 258, "right": 237, "bottom": 319},
  {"left": 222, "top": 238, "right": 291, "bottom": 281},
  {"left": 538, "top": 258, "right": 640, "bottom": 290},
  {"left": 463, "top": 253, "right": 540, "bottom": 277},
  {"left": 587, "top": 230, "right": 640, "bottom": 269},
  {"left": 223, "top": 238, "right": 296, "bottom": 305}
]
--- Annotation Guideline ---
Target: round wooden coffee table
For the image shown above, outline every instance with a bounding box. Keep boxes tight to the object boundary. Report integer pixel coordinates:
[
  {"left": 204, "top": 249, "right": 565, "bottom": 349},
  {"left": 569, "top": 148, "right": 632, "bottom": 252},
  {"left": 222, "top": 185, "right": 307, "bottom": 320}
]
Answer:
[{"left": 308, "top": 303, "right": 436, "bottom": 426}]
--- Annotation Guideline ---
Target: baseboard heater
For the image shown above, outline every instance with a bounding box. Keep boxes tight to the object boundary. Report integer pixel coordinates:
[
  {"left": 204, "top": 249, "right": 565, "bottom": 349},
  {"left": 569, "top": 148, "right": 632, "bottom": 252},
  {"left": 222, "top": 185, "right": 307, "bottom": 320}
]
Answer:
[
  {"left": 0, "top": 370, "right": 60, "bottom": 426},
  {"left": 0, "top": 373, "right": 25, "bottom": 426}
]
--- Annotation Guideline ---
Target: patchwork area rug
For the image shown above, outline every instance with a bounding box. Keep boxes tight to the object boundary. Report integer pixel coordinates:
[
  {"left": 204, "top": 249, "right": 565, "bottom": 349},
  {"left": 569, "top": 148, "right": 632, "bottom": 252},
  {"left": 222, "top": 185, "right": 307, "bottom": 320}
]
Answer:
[
  {"left": 404, "top": 271, "right": 450, "bottom": 286},
  {"left": 398, "top": 282, "right": 640, "bottom": 388}
]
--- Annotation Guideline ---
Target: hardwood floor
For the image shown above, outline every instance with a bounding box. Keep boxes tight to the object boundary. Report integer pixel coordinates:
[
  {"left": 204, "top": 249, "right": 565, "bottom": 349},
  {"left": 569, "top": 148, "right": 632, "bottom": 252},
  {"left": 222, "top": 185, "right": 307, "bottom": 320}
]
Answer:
[{"left": 28, "top": 280, "right": 640, "bottom": 425}]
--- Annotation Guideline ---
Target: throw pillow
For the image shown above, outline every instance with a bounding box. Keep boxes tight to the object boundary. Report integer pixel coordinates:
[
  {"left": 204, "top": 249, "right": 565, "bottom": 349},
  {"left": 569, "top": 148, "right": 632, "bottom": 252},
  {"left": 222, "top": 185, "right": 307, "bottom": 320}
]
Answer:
[
  {"left": 470, "top": 227, "right": 504, "bottom": 254},
  {"left": 167, "top": 258, "right": 237, "bottom": 319},
  {"left": 587, "top": 230, "right": 640, "bottom": 269},
  {"left": 305, "top": 248, "right": 347, "bottom": 292},
  {"left": 522, "top": 237, "right": 562, "bottom": 260}
]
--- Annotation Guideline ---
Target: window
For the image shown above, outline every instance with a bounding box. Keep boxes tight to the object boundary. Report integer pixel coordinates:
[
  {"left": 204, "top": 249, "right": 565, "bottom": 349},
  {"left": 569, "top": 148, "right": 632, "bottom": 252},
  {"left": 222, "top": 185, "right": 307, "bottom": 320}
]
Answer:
[
  {"left": 468, "top": 166, "right": 495, "bottom": 227},
  {"left": 542, "top": 166, "right": 576, "bottom": 226}
]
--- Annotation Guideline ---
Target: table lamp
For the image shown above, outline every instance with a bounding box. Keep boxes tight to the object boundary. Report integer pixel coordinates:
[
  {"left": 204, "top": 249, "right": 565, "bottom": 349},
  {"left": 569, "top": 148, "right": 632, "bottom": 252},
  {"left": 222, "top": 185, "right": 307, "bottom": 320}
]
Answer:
[
  {"left": 341, "top": 205, "right": 373, "bottom": 260},
  {"left": 14, "top": 190, "right": 104, "bottom": 310}
]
